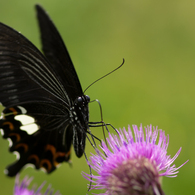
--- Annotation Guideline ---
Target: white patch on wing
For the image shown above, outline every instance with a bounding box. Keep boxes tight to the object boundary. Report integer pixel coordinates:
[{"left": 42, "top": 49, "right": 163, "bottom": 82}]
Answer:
[
  {"left": 7, "top": 138, "right": 13, "bottom": 147},
  {"left": 0, "top": 129, "right": 4, "bottom": 136},
  {"left": 20, "top": 124, "right": 39, "bottom": 135},
  {"left": 17, "top": 106, "right": 27, "bottom": 114},
  {"left": 0, "top": 112, "right": 3, "bottom": 119},
  {"left": 14, "top": 115, "right": 39, "bottom": 135},
  {"left": 13, "top": 151, "right": 20, "bottom": 160},
  {"left": 40, "top": 167, "right": 47, "bottom": 173},
  {"left": 56, "top": 163, "right": 62, "bottom": 168},
  {"left": 4, "top": 169, "right": 9, "bottom": 175},
  {"left": 15, "top": 115, "right": 35, "bottom": 125},
  {"left": 24, "top": 163, "right": 35, "bottom": 170}
]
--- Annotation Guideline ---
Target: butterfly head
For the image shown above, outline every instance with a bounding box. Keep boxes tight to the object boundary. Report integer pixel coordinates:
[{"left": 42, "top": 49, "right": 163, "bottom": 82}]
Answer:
[{"left": 76, "top": 95, "right": 90, "bottom": 106}]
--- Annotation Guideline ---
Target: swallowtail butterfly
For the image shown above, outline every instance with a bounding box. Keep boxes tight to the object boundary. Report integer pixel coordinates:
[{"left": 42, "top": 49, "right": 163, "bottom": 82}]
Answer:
[{"left": 0, "top": 5, "right": 91, "bottom": 176}]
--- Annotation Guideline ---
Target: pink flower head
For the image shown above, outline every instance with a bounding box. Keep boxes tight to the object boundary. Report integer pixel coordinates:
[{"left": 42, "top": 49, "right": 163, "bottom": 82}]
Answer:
[
  {"left": 83, "top": 124, "right": 188, "bottom": 195},
  {"left": 14, "top": 175, "right": 61, "bottom": 195}
]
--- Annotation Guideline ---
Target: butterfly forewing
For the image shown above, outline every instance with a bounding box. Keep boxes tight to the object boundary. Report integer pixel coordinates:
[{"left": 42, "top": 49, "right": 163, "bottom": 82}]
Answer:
[
  {"left": 0, "top": 5, "right": 89, "bottom": 176},
  {"left": 0, "top": 22, "right": 69, "bottom": 105},
  {"left": 36, "top": 5, "right": 83, "bottom": 100}
]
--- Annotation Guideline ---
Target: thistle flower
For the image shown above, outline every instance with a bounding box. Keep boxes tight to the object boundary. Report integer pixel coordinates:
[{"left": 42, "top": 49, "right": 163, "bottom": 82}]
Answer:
[
  {"left": 14, "top": 175, "right": 61, "bottom": 195},
  {"left": 83, "top": 124, "right": 188, "bottom": 195}
]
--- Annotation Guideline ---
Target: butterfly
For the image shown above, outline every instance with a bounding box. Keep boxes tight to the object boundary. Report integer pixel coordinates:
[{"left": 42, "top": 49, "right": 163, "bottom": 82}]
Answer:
[{"left": 0, "top": 4, "right": 92, "bottom": 177}]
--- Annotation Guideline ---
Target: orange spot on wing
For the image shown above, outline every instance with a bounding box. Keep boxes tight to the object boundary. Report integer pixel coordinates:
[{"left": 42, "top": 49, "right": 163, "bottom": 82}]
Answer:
[
  {"left": 54, "top": 152, "right": 66, "bottom": 166},
  {"left": 9, "top": 107, "right": 18, "bottom": 115},
  {"left": 65, "top": 150, "right": 71, "bottom": 158},
  {"left": 28, "top": 154, "right": 40, "bottom": 166},
  {"left": 55, "top": 152, "right": 66, "bottom": 158},
  {"left": 40, "top": 159, "right": 52, "bottom": 172},
  {"left": 45, "top": 144, "right": 56, "bottom": 156},
  {"left": 3, "top": 121, "right": 14, "bottom": 131},
  {"left": 8, "top": 133, "right": 21, "bottom": 142},
  {"left": 14, "top": 143, "right": 28, "bottom": 153},
  {"left": 45, "top": 144, "right": 71, "bottom": 166}
]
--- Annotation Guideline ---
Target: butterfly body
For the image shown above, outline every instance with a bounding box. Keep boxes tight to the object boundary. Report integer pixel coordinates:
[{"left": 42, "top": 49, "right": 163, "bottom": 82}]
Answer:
[
  {"left": 69, "top": 95, "right": 90, "bottom": 157},
  {"left": 0, "top": 5, "right": 90, "bottom": 176}
]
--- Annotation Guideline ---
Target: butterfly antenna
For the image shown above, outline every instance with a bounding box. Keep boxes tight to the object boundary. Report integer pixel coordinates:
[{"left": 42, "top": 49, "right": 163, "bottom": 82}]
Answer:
[{"left": 84, "top": 58, "right": 125, "bottom": 93}]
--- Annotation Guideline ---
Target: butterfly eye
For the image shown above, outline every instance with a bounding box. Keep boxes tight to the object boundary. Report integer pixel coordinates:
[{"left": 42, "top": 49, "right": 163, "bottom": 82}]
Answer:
[
  {"left": 85, "top": 95, "right": 90, "bottom": 103},
  {"left": 77, "top": 97, "right": 83, "bottom": 105}
]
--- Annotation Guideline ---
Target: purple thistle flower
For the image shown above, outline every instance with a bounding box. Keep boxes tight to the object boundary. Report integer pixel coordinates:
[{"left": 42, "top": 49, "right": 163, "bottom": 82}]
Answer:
[
  {"left": 83, "top": 124, "right": 188, "bottom": 195},
  {"left": 14, "top": 175, "right": 61, "bottom": 195}
]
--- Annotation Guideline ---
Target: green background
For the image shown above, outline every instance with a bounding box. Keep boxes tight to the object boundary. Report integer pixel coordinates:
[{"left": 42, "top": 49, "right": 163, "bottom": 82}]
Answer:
[{"left": 0, "top": 0, "right": 194, "bottom": 194}]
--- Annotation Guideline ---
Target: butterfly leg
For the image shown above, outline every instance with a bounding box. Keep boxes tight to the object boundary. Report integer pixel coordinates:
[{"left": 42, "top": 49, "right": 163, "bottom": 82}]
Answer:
[{"left": 89, "top": 121, "right": 118, "bottom": 134}]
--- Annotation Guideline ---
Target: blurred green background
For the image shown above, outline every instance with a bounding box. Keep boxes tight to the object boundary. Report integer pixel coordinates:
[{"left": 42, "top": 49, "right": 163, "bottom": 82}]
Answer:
[{"left": 0, "top": 0, "right": 194, "bottom": 194}]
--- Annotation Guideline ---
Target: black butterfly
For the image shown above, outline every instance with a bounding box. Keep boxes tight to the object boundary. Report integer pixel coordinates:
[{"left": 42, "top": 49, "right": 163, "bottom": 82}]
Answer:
[{"left": 0, "top": 5, "right": 91, "bottom": 177}]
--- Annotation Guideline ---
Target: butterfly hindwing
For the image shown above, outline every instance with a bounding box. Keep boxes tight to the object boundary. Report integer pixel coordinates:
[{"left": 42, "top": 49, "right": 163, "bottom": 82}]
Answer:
[{"left": 0, "top": 104, "right": 73, "bottom": 176}]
